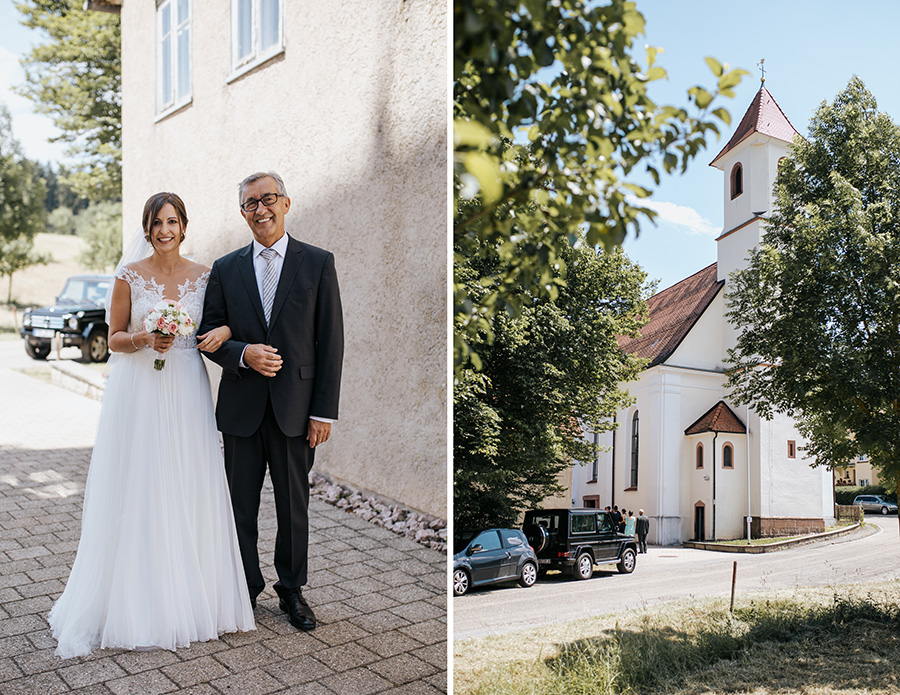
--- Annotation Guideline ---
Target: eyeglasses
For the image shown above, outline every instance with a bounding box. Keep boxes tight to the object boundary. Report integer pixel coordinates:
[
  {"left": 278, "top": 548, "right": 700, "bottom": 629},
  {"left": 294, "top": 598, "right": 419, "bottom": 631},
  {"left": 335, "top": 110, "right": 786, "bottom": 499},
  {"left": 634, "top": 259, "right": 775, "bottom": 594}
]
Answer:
[{"left": 240, "top": 193, "right": 284, "bottom": 213}]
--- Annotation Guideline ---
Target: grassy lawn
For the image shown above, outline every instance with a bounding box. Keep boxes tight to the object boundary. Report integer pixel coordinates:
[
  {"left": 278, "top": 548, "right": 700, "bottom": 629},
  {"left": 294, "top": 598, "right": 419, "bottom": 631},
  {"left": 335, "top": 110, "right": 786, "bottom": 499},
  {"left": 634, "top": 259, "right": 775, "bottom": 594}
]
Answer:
[
  {"left": 0, "top": 233, "right": 88, "bottom": 333},
  {"left": 454, "top": 581, "right": 900, "bottom": 694},
  {"left": 712, "top": 520, "right": 860, "bottom": 546}
]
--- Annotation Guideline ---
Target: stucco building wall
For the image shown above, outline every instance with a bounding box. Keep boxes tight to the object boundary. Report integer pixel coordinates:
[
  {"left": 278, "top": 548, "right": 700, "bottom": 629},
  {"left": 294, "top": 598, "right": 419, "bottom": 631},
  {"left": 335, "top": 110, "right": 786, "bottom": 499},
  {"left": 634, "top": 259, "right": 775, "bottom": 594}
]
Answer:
[{"left": 119, "top": 1, "right": 447, "bottom": 518}]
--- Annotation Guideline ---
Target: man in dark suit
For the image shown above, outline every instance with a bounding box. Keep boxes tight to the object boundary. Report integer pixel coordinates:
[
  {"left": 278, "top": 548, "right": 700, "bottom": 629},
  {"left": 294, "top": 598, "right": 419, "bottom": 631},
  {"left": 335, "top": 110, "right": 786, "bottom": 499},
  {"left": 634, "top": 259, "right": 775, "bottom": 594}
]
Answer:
[
  {"left": 635, "top": 509, "right": 649, "bottom": 554},
  {"left": 200, "top": 171, "right": 343, "bottom": 631}
]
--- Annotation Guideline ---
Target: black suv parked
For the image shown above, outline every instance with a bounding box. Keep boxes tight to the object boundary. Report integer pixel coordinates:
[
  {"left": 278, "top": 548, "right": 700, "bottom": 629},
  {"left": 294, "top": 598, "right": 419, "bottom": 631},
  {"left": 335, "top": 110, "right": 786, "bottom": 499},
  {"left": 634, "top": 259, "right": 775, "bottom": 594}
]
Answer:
[
  {"left": 20, "top": 274, "right": 112, "bottom": 362},
  {"left": 523, "top": 508, "right": 637, "bottom": 579}
]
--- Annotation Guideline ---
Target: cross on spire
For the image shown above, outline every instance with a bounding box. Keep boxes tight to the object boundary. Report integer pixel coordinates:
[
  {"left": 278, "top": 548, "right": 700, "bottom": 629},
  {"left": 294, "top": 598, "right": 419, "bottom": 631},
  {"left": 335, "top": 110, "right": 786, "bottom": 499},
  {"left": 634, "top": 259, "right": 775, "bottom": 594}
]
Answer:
[{"left": 757, "top": 58, "right": 766, "bottom": 84}]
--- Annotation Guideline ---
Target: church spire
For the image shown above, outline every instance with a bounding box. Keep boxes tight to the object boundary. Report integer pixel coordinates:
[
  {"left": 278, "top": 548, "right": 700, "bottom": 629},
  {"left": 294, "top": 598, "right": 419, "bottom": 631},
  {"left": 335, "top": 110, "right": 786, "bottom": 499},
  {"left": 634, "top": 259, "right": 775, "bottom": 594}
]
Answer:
[{"left": 709, "top": 84, "right": 800, "bottom": 169}]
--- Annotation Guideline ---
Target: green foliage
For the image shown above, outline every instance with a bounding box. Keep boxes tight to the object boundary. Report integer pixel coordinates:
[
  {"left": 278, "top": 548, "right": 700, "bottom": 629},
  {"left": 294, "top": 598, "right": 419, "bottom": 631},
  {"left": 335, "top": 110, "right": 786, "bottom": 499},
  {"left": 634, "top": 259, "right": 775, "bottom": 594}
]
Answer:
[
  {"left": 75, "top": 201, "right": 122, "bottom": 271},
  {"left": 725, "top": 77, "right": 900, "bottom": 493},
  {"left": 47, "top": 206, "right": 76, "bottom": 235},
  {"left": 453, "top": 0, "right": 748, "bottom": 372},
  {"left": 14, "top": 0, "right": 121, "bottom": 201},
  {"left": 454, "top": 239, "right": 647, "bottom": 528},
  {"left": 37, "top": 162, "right": 89, "bottom": 214}
]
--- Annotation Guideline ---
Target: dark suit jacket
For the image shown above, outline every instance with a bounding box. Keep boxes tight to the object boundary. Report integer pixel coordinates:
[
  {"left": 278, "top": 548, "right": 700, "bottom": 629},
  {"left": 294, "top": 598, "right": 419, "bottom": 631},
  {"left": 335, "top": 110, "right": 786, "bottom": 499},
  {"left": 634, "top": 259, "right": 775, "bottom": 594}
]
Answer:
[{"left": 200, "top": 235, "right": 344, "bottom": 438}]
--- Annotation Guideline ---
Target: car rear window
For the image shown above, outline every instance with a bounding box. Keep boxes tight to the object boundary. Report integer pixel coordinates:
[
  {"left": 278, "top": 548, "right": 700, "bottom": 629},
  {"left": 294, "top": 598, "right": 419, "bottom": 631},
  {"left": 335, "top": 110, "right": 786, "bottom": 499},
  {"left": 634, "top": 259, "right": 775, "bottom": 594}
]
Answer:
[{"left": 500, "top": 529, "right": 524, "bottom": 547}]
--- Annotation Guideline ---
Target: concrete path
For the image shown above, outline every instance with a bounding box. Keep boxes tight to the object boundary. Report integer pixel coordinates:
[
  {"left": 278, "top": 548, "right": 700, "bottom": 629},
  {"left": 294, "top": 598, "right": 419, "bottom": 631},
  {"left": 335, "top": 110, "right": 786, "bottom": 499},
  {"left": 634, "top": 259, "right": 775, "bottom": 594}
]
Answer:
[{"left": 0, "top": 338, "right": 447, "bottom": 694}]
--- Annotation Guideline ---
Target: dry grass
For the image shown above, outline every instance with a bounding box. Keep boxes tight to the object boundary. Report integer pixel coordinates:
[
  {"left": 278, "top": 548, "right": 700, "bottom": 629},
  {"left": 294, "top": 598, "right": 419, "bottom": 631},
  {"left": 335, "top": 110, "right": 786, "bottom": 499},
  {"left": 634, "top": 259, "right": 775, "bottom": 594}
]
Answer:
[
  {"left": 454, "top": 581, "right": 900, "bottom": 695},
  {"left": 1, "top": 233, "right": 87, "bottom": 332}
]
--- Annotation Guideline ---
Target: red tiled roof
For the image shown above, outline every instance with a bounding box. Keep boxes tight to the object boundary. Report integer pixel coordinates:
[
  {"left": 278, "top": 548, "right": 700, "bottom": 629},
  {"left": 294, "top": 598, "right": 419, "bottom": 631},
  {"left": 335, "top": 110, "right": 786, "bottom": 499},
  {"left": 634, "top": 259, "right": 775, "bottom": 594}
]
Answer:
[
  {"left": 618, "top": 263, "right": 723, "bottom": 367},
  {"left": 684, "top": 401, "right": 747, "bottom": 435},
  {"left": 710, "top": 85, "right": 801, "bottom": 167}
]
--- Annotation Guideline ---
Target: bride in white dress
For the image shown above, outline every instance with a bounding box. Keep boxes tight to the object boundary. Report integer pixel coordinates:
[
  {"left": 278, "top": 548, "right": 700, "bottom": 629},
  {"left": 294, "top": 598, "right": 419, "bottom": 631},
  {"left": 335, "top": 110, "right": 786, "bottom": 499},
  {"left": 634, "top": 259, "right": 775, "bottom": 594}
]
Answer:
[{"left": 49, "top": 192, "right": 255, "bottom": 658}]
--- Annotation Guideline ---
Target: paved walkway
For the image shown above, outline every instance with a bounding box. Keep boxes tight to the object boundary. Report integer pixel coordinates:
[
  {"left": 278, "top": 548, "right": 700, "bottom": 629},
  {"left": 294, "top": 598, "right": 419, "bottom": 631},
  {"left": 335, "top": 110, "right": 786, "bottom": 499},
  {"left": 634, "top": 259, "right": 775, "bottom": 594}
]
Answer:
[{"left": 0, "top": 343, "right": 447, "bottom": 694}]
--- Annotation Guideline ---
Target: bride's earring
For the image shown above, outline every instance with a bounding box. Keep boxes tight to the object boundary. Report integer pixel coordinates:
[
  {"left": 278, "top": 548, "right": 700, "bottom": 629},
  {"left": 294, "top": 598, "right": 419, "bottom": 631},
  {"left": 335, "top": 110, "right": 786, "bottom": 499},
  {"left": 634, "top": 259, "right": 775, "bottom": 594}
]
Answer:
[{"left": 180, "top": 233, "right": 185, "bottom": 242}]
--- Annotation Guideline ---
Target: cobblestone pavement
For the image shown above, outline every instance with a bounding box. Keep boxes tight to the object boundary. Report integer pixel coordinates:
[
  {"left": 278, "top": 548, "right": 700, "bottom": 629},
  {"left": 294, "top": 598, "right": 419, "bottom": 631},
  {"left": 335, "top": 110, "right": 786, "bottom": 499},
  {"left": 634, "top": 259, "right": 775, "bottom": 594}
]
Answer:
[{"left": 0, "top": 346, "right": 447, "bottom": 694}]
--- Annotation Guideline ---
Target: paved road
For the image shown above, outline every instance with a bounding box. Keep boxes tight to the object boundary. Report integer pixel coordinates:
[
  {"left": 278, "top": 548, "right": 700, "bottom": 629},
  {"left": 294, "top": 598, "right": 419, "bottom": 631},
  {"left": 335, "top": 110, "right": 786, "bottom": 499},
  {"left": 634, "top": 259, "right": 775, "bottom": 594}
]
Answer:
[
  {"left": 454, "top": 516, "right": 900, "bottom": 641},
  {"left": 0, "top": 336, "right": 447, "bottom": 694}
]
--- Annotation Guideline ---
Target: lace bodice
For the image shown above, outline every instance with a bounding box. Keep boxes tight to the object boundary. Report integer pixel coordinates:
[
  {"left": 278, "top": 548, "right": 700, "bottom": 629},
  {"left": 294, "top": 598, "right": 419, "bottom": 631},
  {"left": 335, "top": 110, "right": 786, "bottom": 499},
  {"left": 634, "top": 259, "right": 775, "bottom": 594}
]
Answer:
[{"left": 117, "top": 266, "right": 209, "bottom": 350}]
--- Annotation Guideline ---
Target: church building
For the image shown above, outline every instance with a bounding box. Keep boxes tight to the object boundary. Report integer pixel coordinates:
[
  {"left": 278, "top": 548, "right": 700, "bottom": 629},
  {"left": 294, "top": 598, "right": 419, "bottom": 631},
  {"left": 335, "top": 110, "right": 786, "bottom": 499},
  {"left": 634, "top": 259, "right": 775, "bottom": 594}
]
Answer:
[{"left": 572, "top": 83, "right": 836, "bottom": 545}]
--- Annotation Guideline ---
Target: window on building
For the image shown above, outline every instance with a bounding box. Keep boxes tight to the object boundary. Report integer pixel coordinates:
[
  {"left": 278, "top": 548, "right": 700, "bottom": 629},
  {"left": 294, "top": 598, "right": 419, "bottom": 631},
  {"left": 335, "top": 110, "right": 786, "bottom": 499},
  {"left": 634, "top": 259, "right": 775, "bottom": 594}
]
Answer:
[
  {"left": 157, "top": 0, "right": 191, "bottom": 114},
  {"left": 787, "top": 440, "right": 796, "bottom": 458},
  {"left": 231, "top": 0, "right": 284, "bottom": 76},
  {"left": 723, "top": 443, "right": 734, "bottom": 469},
  {"left": 731, "top": 162, "right": 743, "bottom": 199},
  {"left": 630, "top": 411, "right": 639, "bottom": 488},
  {"left": 589, "top": 431, "right": 599, "bottom": 482},
  {"left": 696, "top": 443, "right": 704, "bottom": 469}
]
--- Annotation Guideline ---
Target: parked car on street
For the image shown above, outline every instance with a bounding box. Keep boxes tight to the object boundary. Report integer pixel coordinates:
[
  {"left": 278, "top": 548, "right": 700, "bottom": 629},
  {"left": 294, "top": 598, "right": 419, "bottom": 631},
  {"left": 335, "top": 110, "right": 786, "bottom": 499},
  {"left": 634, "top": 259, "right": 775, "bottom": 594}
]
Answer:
[
  {"left": 523, "top": 508, "right": 637, "bottom": 579},
  {"left": 852, "top": 495, "right": 897, "bottom": 515},
  {"left": 453, "top": 528, "right": 538, "bottom": 596},
  {"left": 20, "top": 274, "right": 112, "bottom": 363}
]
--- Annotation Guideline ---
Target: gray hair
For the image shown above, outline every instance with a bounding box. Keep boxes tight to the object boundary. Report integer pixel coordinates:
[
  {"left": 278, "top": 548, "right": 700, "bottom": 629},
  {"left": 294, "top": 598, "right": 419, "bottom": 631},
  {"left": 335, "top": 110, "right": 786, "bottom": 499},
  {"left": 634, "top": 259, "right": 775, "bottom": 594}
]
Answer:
[{"left": 238, "top": 171, "right": 288, "bottom": 205}]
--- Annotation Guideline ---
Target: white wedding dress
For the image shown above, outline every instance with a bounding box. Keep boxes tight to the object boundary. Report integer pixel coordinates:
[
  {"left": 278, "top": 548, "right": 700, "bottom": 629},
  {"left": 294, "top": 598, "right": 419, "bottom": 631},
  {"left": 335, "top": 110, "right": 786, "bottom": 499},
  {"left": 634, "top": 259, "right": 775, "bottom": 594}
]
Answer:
[{"left": 49, "top": 267, "right": 255, "bottom": 658}]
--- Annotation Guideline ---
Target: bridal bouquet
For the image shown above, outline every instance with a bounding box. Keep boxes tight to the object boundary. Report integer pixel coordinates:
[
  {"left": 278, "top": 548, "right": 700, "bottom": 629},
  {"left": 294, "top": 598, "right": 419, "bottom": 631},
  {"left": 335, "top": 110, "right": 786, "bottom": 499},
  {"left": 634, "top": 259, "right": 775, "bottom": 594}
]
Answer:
[{"left": 143, "top": 299, "right": 195, "bottom": 370}]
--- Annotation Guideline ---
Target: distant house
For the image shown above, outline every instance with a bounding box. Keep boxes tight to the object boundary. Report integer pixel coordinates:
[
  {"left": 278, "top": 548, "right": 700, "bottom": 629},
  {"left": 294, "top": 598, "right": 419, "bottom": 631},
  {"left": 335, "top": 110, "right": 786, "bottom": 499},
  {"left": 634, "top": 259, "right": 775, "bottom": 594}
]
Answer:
[
  {"left": 572, "top": 84, "right": 836, "bottom": 543},
  {"left": 96, "top": 0, "right": 447, "bottom": 518}
]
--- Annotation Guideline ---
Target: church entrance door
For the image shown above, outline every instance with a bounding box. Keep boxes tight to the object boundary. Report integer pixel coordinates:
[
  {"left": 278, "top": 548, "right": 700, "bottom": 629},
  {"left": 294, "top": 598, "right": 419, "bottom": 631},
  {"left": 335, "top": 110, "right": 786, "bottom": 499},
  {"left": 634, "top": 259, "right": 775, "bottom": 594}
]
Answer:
[{"left": 694, "top": 506, "right": 705, "bottom": 541}]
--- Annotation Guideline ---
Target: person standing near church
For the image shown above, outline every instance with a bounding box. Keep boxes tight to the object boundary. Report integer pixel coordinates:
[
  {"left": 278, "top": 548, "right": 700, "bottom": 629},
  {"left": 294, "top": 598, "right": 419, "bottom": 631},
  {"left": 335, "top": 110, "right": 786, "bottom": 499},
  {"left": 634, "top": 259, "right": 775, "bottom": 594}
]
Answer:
[
  {"left": 636, "top": 509, "right": 649, "bottom": 553},
  {"left": 201, "top": 171, "right": 344, "bottom": 632}
]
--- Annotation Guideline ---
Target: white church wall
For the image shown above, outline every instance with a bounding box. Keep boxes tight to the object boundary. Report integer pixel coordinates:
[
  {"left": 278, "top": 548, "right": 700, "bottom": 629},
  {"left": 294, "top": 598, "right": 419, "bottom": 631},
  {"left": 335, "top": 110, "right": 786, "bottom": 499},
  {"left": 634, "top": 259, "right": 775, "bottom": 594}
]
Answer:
[{"left": 666, "top": 292, "right": 725, "bottom": 371}]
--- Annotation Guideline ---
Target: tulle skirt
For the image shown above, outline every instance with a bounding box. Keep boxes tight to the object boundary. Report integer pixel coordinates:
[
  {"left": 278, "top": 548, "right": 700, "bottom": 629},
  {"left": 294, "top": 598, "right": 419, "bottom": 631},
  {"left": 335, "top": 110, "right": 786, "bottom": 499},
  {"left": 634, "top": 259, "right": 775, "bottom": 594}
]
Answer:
[{"left": 48, "top": 347, "right": 255, "bottom": 658}]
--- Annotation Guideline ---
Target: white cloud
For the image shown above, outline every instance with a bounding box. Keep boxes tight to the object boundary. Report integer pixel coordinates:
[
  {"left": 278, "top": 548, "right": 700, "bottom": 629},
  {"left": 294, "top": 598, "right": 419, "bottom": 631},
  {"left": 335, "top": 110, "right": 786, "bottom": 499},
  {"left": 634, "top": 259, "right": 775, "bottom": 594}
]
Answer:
[
  {"left": 640, "top": 199, "right": 720, "bottom": 236},
  {"left": 0, "top": 44, "right": 68, "bottom": 164}
]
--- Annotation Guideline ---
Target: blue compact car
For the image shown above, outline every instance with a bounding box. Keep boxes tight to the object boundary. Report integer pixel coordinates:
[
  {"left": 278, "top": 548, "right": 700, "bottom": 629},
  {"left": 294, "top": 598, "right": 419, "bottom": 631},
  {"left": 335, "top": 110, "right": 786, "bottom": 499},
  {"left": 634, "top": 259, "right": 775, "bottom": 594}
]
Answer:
[{"left": 453, "top": 528, "right": 538, "bottom": 596}]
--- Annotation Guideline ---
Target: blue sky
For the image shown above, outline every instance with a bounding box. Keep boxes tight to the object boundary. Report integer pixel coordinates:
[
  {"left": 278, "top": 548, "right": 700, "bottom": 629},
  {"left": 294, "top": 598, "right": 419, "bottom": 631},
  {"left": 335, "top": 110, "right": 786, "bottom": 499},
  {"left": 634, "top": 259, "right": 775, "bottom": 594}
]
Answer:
[
  {"left": 0, "top": 2, "right": 66, "bottom": 164},
  {"left": 621, "top": 0, "right": 900, "bottom": 291}
]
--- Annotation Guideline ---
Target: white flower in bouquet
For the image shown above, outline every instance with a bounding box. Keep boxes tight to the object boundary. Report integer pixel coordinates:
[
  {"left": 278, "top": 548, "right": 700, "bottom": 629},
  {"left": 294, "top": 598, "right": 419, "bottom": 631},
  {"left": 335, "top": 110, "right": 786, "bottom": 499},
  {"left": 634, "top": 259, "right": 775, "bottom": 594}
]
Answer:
[{"left": 143, "top": 300, "right": 195, "bottom": 370}]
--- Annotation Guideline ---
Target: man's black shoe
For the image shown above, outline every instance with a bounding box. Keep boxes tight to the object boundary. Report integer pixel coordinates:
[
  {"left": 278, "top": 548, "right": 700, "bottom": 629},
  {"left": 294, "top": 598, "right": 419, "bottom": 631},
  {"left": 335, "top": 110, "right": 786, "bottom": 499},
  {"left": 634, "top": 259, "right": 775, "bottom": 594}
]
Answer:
[
  {"left": 279, "top": 589, "right": 316, "bottom": 630},
  {"left": 250, "top": 596, "right": 257, "bottom": 610}
]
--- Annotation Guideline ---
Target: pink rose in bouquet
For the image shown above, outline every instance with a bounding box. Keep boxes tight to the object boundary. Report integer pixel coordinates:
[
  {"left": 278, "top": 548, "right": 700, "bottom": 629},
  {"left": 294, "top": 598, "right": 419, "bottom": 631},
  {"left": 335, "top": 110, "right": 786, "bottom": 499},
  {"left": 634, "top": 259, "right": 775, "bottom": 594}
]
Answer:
[{"left": 143, "top": 299, "right": 196, "bottom": 371}]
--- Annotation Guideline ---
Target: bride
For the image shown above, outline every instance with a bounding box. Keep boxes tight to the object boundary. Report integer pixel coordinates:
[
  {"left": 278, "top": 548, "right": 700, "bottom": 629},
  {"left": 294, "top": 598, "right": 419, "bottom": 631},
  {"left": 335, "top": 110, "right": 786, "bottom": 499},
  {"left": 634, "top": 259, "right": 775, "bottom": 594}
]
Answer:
[{"left": 48, "top": 192, "right": 255, "bottom": 658}]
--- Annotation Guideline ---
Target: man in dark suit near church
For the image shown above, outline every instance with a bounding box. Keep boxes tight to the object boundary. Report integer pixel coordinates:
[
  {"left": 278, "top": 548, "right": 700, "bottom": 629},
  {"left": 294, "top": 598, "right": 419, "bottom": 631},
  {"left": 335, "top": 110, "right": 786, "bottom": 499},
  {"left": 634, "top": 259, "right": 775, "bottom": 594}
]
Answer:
[{"left": 200, "top": 171, "right": 344, "bottom": 631}]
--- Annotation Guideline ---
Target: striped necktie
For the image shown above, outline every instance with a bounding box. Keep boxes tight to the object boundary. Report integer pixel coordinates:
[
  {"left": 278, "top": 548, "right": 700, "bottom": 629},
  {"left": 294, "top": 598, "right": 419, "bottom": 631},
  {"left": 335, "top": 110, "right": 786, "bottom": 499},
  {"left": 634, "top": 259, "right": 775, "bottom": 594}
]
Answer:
[{"left": 260, "top": 247, "right": 278, "bottom": 324}]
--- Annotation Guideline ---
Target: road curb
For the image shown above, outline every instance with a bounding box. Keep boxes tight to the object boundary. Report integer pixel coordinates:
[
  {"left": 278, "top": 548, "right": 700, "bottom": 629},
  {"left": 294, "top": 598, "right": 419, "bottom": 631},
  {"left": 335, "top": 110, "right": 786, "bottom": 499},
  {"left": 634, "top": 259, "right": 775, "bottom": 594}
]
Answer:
[
  {"left": 682, "top": 522, "right": 862, "bottom": 553},
  {"left": 50, "top": 360, "right": 105, "bottom": 401}
]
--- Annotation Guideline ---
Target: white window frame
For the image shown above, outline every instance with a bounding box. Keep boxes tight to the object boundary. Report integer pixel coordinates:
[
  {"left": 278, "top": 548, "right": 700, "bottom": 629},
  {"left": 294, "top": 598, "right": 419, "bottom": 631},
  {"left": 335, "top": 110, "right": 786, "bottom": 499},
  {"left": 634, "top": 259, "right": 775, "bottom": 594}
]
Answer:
[
  {"left": 228, "top": 0, "right": 285, "bottom": 83},
  {"left": 156, "top": 0, "right": 192, "bottom": 119}
]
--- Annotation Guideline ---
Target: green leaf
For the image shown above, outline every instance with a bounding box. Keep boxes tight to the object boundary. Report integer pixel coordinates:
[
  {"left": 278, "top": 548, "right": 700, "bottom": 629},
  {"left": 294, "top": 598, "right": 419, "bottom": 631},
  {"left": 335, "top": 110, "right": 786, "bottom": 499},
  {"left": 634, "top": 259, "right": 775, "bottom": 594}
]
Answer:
[{"left": 704, "top": 57, "right": 724, "bottom": 77}]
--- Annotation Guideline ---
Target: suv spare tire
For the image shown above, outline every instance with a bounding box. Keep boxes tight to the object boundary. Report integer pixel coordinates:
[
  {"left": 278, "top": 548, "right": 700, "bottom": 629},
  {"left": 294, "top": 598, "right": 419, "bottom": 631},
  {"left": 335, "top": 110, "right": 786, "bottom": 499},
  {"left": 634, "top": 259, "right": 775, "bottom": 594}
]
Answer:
[{"left": 523, "top": 524, "right": 549, "bottom": 553}]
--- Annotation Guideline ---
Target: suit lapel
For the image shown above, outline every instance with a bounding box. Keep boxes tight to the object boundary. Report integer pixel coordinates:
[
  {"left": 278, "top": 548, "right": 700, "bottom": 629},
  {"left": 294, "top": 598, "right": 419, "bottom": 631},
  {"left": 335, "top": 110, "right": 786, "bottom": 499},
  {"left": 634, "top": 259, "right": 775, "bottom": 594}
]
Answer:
[
  {"left": 238, "top": 242, "right": 268, "bottom": 328},
  {"left": 268, "top": 235, "right": 304, "bottom": 328}
]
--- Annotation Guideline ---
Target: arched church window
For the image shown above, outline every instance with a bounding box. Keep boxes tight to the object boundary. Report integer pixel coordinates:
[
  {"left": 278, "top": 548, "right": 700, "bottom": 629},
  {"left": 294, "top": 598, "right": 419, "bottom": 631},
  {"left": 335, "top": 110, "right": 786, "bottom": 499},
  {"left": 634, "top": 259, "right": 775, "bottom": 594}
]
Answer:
[
  {"left": 723, "top": 443, "right": 734, "bottom": 469},
  {"left": 630, "top": 411, "right": 639, "bottom": 488},
  {"left": 696, "top": 443, "right": 704, "bottom": 469},
  {"left": 731, "top": 163, "right": 743, "bottom": 199}
]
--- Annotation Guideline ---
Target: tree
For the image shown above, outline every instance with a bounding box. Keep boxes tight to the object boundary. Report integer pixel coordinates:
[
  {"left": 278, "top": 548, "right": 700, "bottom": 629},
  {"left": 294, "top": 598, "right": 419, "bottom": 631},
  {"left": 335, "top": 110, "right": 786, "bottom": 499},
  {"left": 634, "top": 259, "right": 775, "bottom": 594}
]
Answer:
[
  {"left": 454, "top": 0, "right": 748, "bottom": 372},
  {"left": 0, "top": 104, "right": 47, "bottom": 302},
  {"left": 454, "top": 237, "right": 648, "bottom": 528},
  {"left": 15, "top": 0, "right": 121, "bottom": 201},
  {"left": 47, "top": 206, "right": 76, "bottom": 235},
  {"left": 0, "top": 236, "right": 50, "bottom": 303},
  {"left": 725, "top": 77, "right": 900, "bottom": 529},
  {"left": 76, "top": 200, "right": 122, "bottom": 271}
]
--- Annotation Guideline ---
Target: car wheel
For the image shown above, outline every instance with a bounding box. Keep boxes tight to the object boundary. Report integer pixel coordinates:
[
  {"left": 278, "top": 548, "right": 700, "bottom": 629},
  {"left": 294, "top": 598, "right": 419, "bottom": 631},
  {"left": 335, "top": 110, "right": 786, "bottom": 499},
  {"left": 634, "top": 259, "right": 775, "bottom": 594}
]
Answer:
[
  {"left": 24, "top": 341, "right": 50, "bottom": 360},
  {"left": 518, "top": 561, "right": 537, "bottom": 588},
  {"left": 524, "top": 524, "right": 549, "bottom": 553},
  {"left": 81, "top": 328, "right": 109, "bottom": 363},
  {"left": 573, "top": 552, "right": 593, "bottom": 580},
  {"left": 882, "top": 506, "right": 889, "bottom": 515},
  {"left": 453, "top": 568, "right": 471, "bottom": 596},
  {"left": 617, "top": 548, "right": 636, "bottom": 574}
]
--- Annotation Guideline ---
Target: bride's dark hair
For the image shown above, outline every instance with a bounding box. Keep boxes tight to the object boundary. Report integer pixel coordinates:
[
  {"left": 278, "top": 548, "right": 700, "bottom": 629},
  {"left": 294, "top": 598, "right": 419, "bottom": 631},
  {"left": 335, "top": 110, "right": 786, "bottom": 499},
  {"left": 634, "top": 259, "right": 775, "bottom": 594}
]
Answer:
[{"left": 142, "top": 192, "right": 189, "bottom": 242}]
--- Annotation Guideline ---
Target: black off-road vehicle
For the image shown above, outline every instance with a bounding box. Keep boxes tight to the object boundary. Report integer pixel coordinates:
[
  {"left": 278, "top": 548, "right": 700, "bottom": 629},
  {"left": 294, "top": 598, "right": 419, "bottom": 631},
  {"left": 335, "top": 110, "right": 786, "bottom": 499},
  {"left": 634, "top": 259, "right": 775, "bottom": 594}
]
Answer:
[
  {"left": 20, "top": 274, "right": 112, "bottom": 362},
  {"left": 523, "top": 508, "right": 637, "bottom": 580}
]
